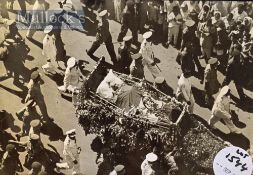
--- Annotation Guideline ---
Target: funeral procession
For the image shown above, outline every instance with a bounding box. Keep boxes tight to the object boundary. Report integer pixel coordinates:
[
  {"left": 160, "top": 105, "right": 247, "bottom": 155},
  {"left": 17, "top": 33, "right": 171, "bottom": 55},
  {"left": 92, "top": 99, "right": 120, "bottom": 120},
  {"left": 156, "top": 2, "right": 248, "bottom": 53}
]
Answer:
[{"left": 1, "top": 0, "right": 253, "bottom": 174}]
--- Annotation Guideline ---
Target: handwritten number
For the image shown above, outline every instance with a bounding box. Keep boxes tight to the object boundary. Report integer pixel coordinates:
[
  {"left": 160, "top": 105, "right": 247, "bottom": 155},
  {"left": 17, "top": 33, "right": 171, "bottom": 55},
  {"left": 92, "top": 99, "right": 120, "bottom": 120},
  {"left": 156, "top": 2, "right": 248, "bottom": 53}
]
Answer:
[{"left": 241, "top": 163, "right": 248, "bottom": 172}]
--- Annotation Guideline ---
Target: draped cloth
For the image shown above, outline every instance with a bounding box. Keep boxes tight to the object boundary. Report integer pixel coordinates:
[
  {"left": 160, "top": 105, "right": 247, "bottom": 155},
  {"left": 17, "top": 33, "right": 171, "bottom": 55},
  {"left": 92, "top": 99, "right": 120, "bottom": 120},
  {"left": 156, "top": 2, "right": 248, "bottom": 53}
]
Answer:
[{"left": 116, "top": 85, "right": 142, "bottom": 111}]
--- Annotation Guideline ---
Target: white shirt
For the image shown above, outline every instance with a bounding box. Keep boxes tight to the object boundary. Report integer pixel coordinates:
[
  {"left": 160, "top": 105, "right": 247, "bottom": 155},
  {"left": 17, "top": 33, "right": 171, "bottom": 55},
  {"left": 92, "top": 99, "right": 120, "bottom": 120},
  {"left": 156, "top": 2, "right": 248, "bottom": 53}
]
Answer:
[
  {"left": 231, "top": 7, "right": 248, "bottom": 21},
  {"left": 167, "top": 12, "right": 182, "bottom": 26},
  {"left": 63, "top": 136, "right": 78, "bottom": 161},
  {"left": 139, "top": 40, "right": 154, "bottom": 65},
  {"left": 42, "top": 34, "right": 56, "bottom": 60},
  {"left": 64, "top": 66, "right": 80, "bottom": 88},
  {"left": 176, "top": 74, "right": 192, "bottom": 102},
  {"left": 212, "top": 94, "right": 231, "bottom": 118},
  {"left": 141, "top": 159, "right": 155, "bottom": 175}
]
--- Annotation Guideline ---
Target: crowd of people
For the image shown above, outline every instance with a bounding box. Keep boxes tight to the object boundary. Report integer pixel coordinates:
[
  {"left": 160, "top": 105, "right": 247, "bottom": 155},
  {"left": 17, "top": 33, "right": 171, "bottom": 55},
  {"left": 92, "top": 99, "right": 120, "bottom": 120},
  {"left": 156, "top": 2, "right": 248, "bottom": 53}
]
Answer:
[{"left": 1, "top": 0, "right": 253, "bottom": 175}]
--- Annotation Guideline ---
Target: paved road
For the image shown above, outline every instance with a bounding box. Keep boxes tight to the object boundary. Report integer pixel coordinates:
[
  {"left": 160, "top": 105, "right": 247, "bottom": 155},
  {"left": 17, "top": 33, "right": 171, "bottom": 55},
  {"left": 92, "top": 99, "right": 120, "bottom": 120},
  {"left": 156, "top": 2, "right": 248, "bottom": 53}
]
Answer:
[{"left": 0, "top": 0, "right": 253, "bottom": 174}]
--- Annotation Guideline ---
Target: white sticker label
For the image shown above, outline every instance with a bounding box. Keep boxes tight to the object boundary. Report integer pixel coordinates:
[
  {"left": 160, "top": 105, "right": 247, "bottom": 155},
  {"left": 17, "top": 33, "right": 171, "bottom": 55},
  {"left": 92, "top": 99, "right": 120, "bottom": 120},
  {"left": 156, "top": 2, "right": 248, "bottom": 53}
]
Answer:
[{"left": 213, "top": 146, "right": 253, "bottom": 175}]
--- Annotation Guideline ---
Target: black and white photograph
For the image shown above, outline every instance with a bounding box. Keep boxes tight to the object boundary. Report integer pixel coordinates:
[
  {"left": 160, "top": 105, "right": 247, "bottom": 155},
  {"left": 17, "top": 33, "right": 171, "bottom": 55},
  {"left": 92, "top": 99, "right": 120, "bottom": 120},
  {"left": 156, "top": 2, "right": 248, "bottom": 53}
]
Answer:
[{"left": 1, "top": 0, "right": 253, "bottom": 174}]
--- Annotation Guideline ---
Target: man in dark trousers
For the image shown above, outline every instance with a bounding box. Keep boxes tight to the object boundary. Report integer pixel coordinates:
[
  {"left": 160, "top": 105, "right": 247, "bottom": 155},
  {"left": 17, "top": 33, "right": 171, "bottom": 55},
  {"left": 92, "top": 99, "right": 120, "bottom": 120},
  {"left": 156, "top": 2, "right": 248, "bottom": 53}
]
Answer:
[
  {"left": 116, "top": 36, "right": 133, "bottom": 74},
  {"left": 86, "top": 10, "right": 117, "bottom": 64},
  {"left": 181, "top": 19, "right": 203, "bottom": 76},
  {"left": 223, "top": 43, "right": 246, "bottom": 101},
  {"left": 117, "top": 0, "right": 138, "bottom": 44},
  {"left": 0, "top": 143, "right": 23, "bottom": 174}
]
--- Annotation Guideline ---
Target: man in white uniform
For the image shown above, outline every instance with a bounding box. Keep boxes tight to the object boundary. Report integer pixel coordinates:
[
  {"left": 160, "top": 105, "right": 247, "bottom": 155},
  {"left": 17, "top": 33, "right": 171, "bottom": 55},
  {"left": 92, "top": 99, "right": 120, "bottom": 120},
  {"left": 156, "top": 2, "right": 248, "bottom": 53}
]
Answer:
[
  {"left": 141, "top": 152, "right": 157, "bottom": 175},
  {"left": 42, "top": 25, "right": 57, "bottom": 73},
  {"left": 56, "top": 129, "right": 81, "bottom": 175},
  {"left": 176, "top": 69, "right": 194, "bottom": 114},
  {"left": 208, "top": 86, "right": 241, "bottom": 134},
  {"left": 58, "top": 57, "right": 83, "bottom": 94}
]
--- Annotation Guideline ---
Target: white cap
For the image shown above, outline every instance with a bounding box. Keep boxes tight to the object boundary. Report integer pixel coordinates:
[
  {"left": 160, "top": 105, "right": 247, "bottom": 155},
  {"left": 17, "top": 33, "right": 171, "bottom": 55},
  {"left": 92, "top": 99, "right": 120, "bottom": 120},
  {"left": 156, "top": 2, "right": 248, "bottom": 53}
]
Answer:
[
  {"left": 44, "top": 25, "right": 53, "bottom": 34},
  {"left": 66, "top": 129, "right": 76, "bottom": 135},
  {"left": 220, "top": 85, "right": 230, "bottom": 97},
  {"left": 98, "top": 10, "right": 108, "bottom": 17},
  {"left": 185, "top": 19, "right": 195, "bottom": 27},
  {"left": 146, "top": 152, "right": 158, "bottom": 162},
  {"left": 143, "top": 31, "right": 152, "bottom": 39},
  {"left": 3, "top": 38, "right": 14, "bottom": 46},
  {"left": 123, "top": 35, "right": 133, "bottom": 42},
  {"left": 67, "top": 57, "right": 76, "bottom": 68}
]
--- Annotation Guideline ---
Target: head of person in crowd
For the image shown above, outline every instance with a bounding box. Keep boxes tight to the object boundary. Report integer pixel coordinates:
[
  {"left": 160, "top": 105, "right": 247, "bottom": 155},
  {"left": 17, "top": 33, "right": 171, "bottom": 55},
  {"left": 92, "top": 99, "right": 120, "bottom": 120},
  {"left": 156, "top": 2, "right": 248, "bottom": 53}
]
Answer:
[
  {"left": 230, "top": 32, "right": 239, "bottom": 42},
  {"left": 214, "top": 11, "right": 221, "bottom": 21},
  {"left": 190, "top": 1, "right": 196, "bottom": 5},
  {"left": 236, "top": 19, "right": 244, "bottom": 31},
  {"left": 209, "top": 57, "right": 219, "bottom": 70},
  {"left": 31, "top": 161, "right": 42, "bottom": 174},
  {"left": 243, "top": 17, "right": 251, "bottom": 27},
  {"left": 184, "top": 19, "right": 195, "bottom": 33},
  {"left": 182, "top": 68, "right": 192, "bottom": 78},
  {"left": 66, "top": 129, "right": 76, "bottom": 140},
  {"left": 114, "top": 165, "right": 126, "bottom": 175},
  {"left": 232, "top": 43, "right": 243, "bottom": 57},
  {"left": 168, "top": 167, "right": 179, "bottom": 175},
  {"left": 6, "top": 19, "right": 17, "bottom": 31},
  {"left": 30, "top": 134, "right": 40, "bottom": 144},
  {"left": 132, "top": 53, "right": 142, "bottom": 64},
  {"left": 98, "top": 10, "right": 108, "bottom": 22},
  {"left": 146, "top": 152, "right": 158, "bottom": 167},
  {"left": 242, "top": 32, "right": 250, "bottom": 43},
  {"left": 227, "top": 13, "right": 234, "bottom": 22},
  {"left": 202, "top": 4, "right": 210, "bottom": 18},
  {"left": 216, "top": 22, "right": 225, "bottom": 32},
  {"left": 172, "top": 5, "right": 180, "bottom": 16},
  {"left": 220, "top": 86, "right": 231, "bottom": 98},
  {"left": 126, "top": 0, "right": 135, "bottom": 13},
  {"left": 44, "top": 25, "right": 54, "bottom": 36},
  {"left": 30, "top": 70, "right": 42, "bottom": 84},
  {"left": 123, "top": 35, "right": 132, "bottom": 48},
  {"left": 30, "top": 119, "right": 41, "bottom": 132},
  {"left": 238, "top": 4, "right": 245, "bottom": 15},
  {"left": 67, "top": 57, "right": 78, "bottom": 70},
  {"left": 169, "top": 0, "right": 174, "bottom": 3},
  {"left": 243, "top": 17, "right": 253, "bottom": 30},
  {"left": 143, "top": 31, "right": 153, "bottom": 43},
  {"left": 181, "top": 3, "right": 188, "bottom": 13},
  {"left": 6, "top": 143, "right": 17, "bottom": 155}
]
